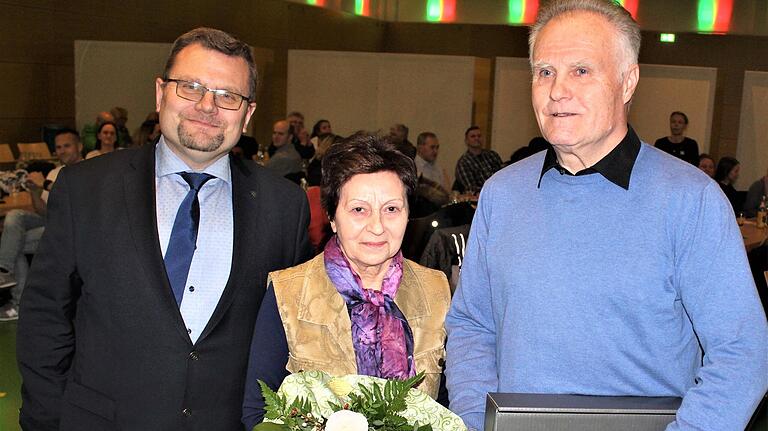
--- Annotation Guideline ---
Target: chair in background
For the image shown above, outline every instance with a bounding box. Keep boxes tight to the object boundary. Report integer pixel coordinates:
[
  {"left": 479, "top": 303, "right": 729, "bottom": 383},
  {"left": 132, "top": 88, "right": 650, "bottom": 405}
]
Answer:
[
  {"left": 17, "top": 142, "right": 52, "bottom": 160},
  {"left": 401, "top": 201, "right": 476, "bottom": 261},
  {"left": 0, "top": 144, "right": 15, "bottom": 163}
]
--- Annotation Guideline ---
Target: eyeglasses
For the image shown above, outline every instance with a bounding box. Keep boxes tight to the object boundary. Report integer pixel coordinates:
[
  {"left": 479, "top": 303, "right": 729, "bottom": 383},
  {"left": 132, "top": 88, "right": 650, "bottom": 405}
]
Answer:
[{"left": 163, "top": 78, "right": 250, "bottom": 111}]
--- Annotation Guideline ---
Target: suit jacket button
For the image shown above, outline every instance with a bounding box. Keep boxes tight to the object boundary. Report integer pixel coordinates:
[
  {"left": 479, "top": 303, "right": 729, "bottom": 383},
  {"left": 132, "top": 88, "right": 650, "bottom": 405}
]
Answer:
[
  {"left": 189, "top": 351, "right": 199, "bottom": 361},
  {"left": 438, "top": 358, "right": 445, "bottom": 367},
  {"left": 182, "top": 408, "right": 192, "bottom": 417}
]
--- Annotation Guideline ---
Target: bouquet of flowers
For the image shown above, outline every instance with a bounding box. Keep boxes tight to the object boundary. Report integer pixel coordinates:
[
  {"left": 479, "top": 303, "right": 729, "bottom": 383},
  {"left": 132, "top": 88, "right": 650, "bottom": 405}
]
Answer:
[
  {"left": 0, "top": 169, "right": 29, "bottom": 195},
  {"left": 253, "top": 371, "right": 466, "bottom": 431}
]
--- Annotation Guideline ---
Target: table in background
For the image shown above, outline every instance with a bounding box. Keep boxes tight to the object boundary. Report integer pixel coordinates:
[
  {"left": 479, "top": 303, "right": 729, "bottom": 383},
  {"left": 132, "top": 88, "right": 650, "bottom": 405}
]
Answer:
[
  {"left": 741, "top": 220, "right": 768, "bottom": 252},
  {"left": 0, "top": 192, "right": 33, "bottom": 218}
]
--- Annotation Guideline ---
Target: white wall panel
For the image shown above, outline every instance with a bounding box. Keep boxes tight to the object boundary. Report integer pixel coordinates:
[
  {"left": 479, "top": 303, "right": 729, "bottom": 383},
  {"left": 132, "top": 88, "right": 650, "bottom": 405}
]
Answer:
[
  {"left": 75, "top": 40, "right": 169, "bottom": 134},
  {"left": 288, "top": 50, "right": 475, "bottom": 184},
  {"left": 630, "top": 64, "right": 716, "bottom": 154},
  {"left": 736, "top": 71, "right": 768, "bottom": 189}
]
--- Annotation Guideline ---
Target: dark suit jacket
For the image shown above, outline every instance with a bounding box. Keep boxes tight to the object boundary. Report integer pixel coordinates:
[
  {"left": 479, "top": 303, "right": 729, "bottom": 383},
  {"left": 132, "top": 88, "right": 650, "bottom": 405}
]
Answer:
[{"left": 16, "top": 142, "right": 312, "bottom": 430}]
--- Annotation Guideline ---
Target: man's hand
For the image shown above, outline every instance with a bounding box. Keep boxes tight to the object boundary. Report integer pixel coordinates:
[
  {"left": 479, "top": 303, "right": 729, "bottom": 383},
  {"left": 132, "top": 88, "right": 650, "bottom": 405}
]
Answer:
[{"left": 297, "top": 129, "right": 310, "bottom": 146}]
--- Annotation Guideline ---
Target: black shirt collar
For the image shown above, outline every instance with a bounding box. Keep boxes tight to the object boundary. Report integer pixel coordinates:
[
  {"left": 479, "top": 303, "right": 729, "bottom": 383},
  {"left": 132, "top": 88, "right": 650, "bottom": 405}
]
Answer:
[{"left": 538, "top": 125, "right": 641, "bottom": 190}]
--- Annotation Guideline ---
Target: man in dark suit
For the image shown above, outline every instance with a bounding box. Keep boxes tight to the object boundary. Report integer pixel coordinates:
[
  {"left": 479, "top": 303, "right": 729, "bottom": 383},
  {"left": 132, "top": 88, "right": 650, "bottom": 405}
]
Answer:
[{"left": 16, "top": 27, "right": 311, "bottom": 430}]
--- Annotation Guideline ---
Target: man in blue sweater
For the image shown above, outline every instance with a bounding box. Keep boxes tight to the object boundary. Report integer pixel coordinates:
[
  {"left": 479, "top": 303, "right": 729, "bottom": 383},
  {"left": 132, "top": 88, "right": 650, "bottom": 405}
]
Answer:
[{"left": 445, "top": 1, "right": 768, "bottom": 430}]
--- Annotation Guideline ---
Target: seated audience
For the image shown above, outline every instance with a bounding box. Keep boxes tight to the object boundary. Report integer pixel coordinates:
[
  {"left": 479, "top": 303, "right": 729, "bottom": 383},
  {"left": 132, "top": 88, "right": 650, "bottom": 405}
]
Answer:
[
  {"left": 454, "top": 126, "right": 502, "bottom": 194},
  {"left": 132, "top": 118, "right": 160, "bottom": 148},
  {"left": 0, "top": 128, "right": 83, "bottom": 321},
  {"left": 311, "top": 119, "right": 333, "bottom": 139},
  {"left": 714, "top": 156, "right": 741, "bottom": 214},
  {"left": 698, "top": 153, "right": 716, "bottom": 178},
  {"left": 413, "top": 132, "right": 449, "bottom": 217},
  {"left": 306, "top": 133, "right": 341, "bottom": 186},
  {"left": 265, "top": 120, "right": 303, "bottom": 180},
  {"left": 232, "top": 134, "right": 259, "bottom": 160},
  {"left": 242, "top": 134, "right": 451, "bottom": 428},
  {"left": 144, "top": 111, "right": 159, "bottom": 122},
  {"left": 110, "top": 106, "right": 133, "bottom": 148},
  {"left": 390, "top": 123, "right": 416, "bottom": 159},
  {"left": 80, "top": 111, "right": 114, "bottom": 154},
  {"left": 743, "top": 167, "right": 768, "bottom": 217},
  {"left": 507, "top": 137, "right": 550, "bottom": 166},
  {"left": 654, "top": 111, "right": 699, "bottom": 165},
  {"left": 85, "top": 121, "right": 119, "bottom": 159},
  {"left": 287, "top": 111, "right": 315, "bottom": 160}
]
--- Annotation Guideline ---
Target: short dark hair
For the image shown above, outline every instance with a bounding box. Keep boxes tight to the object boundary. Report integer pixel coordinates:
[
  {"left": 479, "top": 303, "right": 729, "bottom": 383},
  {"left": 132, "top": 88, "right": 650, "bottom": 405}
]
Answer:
[
  {"left": 417, "top": 132, "right": 437, "bottom": 147},
  {"left": 54, "top": 128, "right": 80, "bottom": 141},
  {"left": 670, "top": 111, "right": 689, "bottom": 124},
  {"left": 714, "top": 156, "right": 739, "bottom": 183},
  {"left": 287, "top": 111, "right": 304, "bottom": 120},
  {"left": 698, "top": 153, "right": 714, "bottom": 164},
  {"left": 393, "top": 123, "right": 409, "bottom": 138},
  {"left": 465, "top": 126, "right": 480, "bottom": 138},
  {"left": 163, "top": 27, "right": 258, "bottom": 100},
  {"left": 321, "top": 133, "right": 417, "bottom": 220}
]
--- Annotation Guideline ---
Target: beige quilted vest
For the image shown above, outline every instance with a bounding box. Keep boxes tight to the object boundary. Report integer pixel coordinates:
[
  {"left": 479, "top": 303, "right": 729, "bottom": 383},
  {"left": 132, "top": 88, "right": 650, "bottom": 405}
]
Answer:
[{"left": 270, "top": 253, "right": 450, "bottom": 399}]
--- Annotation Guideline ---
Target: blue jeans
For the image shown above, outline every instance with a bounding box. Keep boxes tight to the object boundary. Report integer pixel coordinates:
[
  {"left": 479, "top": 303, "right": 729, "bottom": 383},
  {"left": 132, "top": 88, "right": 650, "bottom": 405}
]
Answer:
[{"left": 0, "top": 209, "right": 45, "bottom": 306}]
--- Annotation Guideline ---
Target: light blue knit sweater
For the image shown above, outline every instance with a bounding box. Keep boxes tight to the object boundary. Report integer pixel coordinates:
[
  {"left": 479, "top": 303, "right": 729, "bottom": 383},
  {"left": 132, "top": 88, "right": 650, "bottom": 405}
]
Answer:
[{"left": 446, "top": 143, "right": 768, "bottom": 431}]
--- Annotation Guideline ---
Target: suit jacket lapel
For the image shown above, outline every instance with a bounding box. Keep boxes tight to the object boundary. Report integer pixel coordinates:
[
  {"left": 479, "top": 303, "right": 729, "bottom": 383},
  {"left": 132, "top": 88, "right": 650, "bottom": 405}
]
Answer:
[
  {"left": 124, "top": 143, "right": 192, "bottom": 344},
  {"left": 197, "top": 155, "right": 258, "bottom": 342}
]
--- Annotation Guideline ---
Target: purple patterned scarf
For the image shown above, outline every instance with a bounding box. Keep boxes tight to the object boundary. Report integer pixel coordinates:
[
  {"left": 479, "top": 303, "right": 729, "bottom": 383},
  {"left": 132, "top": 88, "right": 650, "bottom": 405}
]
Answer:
[{"left": 324, "top": 236, "right": 415, "bottom": 380}]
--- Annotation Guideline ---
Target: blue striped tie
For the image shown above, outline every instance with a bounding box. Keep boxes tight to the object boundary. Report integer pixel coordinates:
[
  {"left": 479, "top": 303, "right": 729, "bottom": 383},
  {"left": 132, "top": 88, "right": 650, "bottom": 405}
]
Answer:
[{"left": 164, "top": 172, "right": 214, "bottom": 306}]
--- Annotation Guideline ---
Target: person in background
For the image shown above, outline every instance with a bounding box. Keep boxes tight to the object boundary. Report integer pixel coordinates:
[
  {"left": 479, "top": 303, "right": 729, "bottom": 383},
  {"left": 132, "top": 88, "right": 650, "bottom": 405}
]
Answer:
[
  {"left": 697, "top": 153, "right": 716, "bottom": 178},
  {"left": 453, "top": 126, "right": 502, "bottom": 195},
  {"left": 311, "top": 119, "right": 332, "bottom": 139},
  {"left": 412, "top": 132, "right": 449, "bottom": 216},
  {"left": 415, "top": 132, "right": 448, "bottom": 190},
  {"left": 0, "top": 129, "right": 84, "bottom": 321},
  {"left": 287, "top": 111, "right": 315, "bottom": 160},
  {"left": 85, "top": 121, "right": 119, "bottom": 159},
  {"left": 445, "top": 1, "right": 767, "bottom": 430},
  {"left": 306, "top": 133, "right": 341, "bottom": 187},
  {"left": 231, "top": 133, "right": 259, "bottom": 161},
  {"left": 389, "top": 123, "right": 416, "bottom": 159},
  {"left": 242, "top": 134, "right": 450, "bottom": 428},
  {"left": 654, "top": 111, "right": 699, "bottom": 165},
  {"left": 266, "top": 120, "right": 304, "bottom": 181},
  {"left": 17, "top": 27, "right": 311, "bottom": 429},
  {"left": 743, "top": 167, "right": 768, "bottom": 218},
  {"left": 132, "top": 118, "right": 161, "bottom": 148},
  {"left": 80, "top": 111, "right": 114, "bottom": 154},
  {"left": 110, "top": 106, "right": 133, "bottom": 148},
  {"left": 507, "top": 136, "right": 550, "bottom": 166},
  {"left": 714, "top": 156, "right": 741, "bottom": 213}
]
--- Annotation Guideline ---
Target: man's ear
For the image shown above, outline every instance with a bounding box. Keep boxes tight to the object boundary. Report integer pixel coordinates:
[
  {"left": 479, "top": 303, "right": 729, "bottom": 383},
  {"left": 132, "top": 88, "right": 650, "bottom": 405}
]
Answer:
[
  {"left": 622, "top": 64, "right": 639, "bottom": 104},
  {"left": 242, "top": 102, "right": 257, "bottom": 133},
  {"left": 155, "top": 77, "right": 165, "bottom": 112}
]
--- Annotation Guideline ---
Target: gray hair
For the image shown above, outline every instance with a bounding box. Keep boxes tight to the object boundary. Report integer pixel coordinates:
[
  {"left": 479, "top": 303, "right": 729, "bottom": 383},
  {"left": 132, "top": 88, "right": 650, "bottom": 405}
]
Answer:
[
  {"left": 416, "top": 131, "right": 437, "bottom": 147},
  {"left": 529, "top": 0, "right": 640, "bottom": 72}
]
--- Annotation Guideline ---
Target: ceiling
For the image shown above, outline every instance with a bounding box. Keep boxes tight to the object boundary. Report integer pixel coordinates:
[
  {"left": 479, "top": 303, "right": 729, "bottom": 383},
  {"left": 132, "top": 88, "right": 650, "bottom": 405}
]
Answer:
[{"left": 283, "top": 0, "right": 768, "bottom": 36}]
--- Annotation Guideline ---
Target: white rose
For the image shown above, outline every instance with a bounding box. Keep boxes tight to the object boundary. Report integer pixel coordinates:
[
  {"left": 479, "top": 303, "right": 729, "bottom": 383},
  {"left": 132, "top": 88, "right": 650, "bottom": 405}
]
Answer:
[{"left": 325, "top": 410, "right": 368, "bottom": 431}]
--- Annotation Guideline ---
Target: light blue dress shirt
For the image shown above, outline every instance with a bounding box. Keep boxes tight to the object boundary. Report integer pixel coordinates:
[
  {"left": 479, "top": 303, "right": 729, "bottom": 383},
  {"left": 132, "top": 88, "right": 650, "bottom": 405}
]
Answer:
[{"left": 155, "top": 137, "right": 234, "bottom": 344}]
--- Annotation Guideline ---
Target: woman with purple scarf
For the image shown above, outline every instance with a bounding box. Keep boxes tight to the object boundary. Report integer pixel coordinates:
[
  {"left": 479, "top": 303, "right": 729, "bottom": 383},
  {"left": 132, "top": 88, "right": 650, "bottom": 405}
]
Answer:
[{"left": 242, "top": 134, "right": 451, "bottom": 429}]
